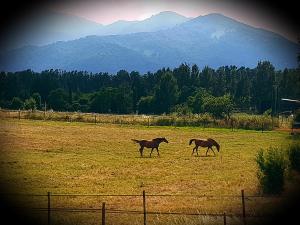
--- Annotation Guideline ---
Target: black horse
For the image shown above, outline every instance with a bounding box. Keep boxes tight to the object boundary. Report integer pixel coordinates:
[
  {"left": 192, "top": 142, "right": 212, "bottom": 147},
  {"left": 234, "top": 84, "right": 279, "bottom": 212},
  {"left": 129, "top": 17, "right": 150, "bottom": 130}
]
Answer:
[
  {"left": 189, "top": 138, "right": 220, "bottom": 156},
  {"left": 132, "top": 137, "right": 169, "bottom": 157}
]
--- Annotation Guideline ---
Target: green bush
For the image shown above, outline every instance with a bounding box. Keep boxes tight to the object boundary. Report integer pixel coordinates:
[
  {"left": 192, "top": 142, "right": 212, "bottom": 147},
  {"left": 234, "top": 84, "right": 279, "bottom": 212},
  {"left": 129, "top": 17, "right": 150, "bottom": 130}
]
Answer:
[
  {"left": 256, "top": 147, "right": 289, "bottom": 194},
  {"left": 24, "top": 97, "right": 37, "bottom": 110},
  {"left": 288, "top": 143, "right": 300, "bottom": 172},
  {"left": 172, "top": 104, "right": 192, "bottom": 116}
]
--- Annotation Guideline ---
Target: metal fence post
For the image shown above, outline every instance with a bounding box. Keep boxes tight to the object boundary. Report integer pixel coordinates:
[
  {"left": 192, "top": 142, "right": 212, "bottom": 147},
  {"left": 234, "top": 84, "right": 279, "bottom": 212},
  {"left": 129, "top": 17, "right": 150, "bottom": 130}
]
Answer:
[
  {"left": 143, "top": 190, "right": 147, "bottom": 225},
  {"left": 241, "top": 190, "right": 246, "bottom": 225},
  {"left": 223, "top": 212, "right": 227, "bottom": 225},
  {"left": 102, "top": 202, "right": 106, "bottom": 225},
  {"left": 47, "top": 192, "right": 51, "bottom": 225}
]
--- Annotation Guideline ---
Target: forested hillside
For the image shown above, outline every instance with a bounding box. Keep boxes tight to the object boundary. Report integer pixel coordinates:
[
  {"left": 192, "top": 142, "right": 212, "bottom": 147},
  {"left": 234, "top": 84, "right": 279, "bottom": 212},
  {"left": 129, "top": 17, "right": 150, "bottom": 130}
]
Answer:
[{"left": 1, "top": 61, "right": 299, "bottom": 118}]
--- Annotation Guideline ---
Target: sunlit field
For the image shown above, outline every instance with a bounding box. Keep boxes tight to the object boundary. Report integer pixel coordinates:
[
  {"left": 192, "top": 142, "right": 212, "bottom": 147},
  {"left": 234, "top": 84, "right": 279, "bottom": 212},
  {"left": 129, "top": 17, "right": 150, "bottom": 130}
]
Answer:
[{"left": 0, "top": 118, "right": 298, "bottom": 225}]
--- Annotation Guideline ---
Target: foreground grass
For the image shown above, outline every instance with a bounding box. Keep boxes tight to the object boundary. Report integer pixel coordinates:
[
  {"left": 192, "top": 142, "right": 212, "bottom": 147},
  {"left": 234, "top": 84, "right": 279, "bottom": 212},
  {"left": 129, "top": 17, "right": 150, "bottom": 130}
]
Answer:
[{"left": 0, "top": 119, "right": 296, "bottom": 224}]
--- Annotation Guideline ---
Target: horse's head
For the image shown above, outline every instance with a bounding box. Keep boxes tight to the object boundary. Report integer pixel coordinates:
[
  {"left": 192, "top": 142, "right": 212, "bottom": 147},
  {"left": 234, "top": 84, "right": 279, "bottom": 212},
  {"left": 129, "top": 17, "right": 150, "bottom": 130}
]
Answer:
[
  {"left": 213, "top": 141, "right": 220, "bottom": 152},
  {"left": 153, "top": 137, "right": 168, "bottom": 143},
  {"left": 216, "top": 144, "right": 220, "bottom": 152},
  {"left": 161, "top": 137, "right": 169, "bottom": 143},
  {"left": 208, "top": 138, "right": 220, "bottom": 152}
]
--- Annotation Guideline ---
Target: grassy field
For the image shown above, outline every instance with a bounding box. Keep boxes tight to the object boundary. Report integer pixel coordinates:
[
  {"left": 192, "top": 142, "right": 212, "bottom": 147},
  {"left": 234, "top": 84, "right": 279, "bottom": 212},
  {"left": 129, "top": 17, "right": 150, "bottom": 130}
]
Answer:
[{"left": 0, "top": 118, "right": 298, "bottom": 225}]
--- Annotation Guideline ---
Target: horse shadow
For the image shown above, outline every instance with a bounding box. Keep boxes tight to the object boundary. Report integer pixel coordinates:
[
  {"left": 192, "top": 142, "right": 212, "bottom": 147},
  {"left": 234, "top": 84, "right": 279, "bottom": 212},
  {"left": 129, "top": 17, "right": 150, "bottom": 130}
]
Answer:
[
  {"left": 134, "top": 155, "right": 160, "bottom": 159},
  {"left": 193, "top": 155, "right": 217, "bottom": 158}
]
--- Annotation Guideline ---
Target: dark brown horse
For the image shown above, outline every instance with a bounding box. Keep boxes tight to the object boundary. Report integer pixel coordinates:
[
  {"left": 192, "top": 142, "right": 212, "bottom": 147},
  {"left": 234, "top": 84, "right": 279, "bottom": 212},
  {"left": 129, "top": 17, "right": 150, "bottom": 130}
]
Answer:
[
  {"left": 189, "top": 138, "right": 220, "bottom": 156},
  {"left": 132, "top": 137, "right": 169, "bottom": 157}
]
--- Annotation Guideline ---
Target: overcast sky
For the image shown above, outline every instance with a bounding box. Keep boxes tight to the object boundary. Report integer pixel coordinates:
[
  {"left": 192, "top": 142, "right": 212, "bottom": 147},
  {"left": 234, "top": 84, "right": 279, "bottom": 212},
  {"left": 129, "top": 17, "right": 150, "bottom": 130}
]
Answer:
[{"left": 46, "top": 0, "right": 299, "bottom": 42}]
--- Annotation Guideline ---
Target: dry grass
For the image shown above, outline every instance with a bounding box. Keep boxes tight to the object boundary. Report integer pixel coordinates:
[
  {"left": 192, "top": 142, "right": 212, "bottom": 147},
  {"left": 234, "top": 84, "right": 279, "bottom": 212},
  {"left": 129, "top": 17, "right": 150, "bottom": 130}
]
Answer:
[
  {"left": 0, "top": 109, "right": 284, "bottom": 130},
  {"left": 0, "top": 118, "right": 296, "bottom": 225}
]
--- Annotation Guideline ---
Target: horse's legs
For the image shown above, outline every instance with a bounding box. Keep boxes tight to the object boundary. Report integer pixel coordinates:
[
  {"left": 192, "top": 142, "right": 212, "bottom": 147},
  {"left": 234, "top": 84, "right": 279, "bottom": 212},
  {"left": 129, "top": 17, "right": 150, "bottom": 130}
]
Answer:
[
  {"left": 192, "top": 146, "right": 196, "bottom": 155},
  {"left": 156, "top": 147, "right": 160, "bottom": 157},
  {"left": 196, "top": 146, "right": 199, "bottom": 156},
  {"left": 206, "top": 147, "right": 209, "bottom": 156},
  {"left": 211, "top": 147, "right": 216, "bottom": 156},
  {"left": 206, "top": 147, "right": 215, "bottom": 156},
  {"left": 139, "top": 147, "right": 144, "bottom": 157},
  {"left": 150, "top": 148, "right": 154, "bottom": 157}
]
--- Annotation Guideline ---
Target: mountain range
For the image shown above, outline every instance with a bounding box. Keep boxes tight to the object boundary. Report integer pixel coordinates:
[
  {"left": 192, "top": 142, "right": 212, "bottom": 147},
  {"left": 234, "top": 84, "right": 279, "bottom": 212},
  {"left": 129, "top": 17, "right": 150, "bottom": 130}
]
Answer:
[
  {"left": 0, "top": 11, "right": 299, "bottom": 73},
  {"left": 1, "top": 11, "right": 189, "bottom": 49}
]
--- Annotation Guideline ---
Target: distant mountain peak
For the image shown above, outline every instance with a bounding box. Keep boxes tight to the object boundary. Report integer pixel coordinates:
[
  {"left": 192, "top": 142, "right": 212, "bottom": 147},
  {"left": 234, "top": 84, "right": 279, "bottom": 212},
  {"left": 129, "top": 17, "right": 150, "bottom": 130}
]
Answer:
[
  {"left": 151, "top": 11, "right": 187, "bottom": 17},
  {"left": 100, "top": 10, "right": 190, "bottom": 36},
  {"left": 146, "top": 11, "right": 189, "bottom": 21},
  {"left": 204, "top": 13, "right": 226, "bottom": 17},
  {"left": 109, "top": 20, "right": 137, "bottom": 26},
  {"left": 192, "top": 13, "right": 234, "bottom": 22},
  {"left": 109, "top": 11, "right": 189, "bottom": 24}
]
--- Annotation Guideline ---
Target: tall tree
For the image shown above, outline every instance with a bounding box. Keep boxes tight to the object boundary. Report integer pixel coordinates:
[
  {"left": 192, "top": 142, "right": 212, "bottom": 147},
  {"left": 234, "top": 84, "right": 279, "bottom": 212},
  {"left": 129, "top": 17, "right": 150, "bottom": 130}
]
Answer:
[
  {"left": 48, "top": 88, "right": 69, "bottom": 111},
  {"left": 154, "top": 71, "right": 179, "bottom": 114},
  {"left": 253, "top": 61, "right": 275, "bottom": 113}
]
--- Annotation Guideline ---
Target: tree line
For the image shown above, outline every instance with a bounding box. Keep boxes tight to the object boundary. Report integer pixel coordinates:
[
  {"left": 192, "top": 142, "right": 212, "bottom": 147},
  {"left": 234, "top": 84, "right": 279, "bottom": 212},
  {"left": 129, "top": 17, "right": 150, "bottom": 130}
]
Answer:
[{"left": 0, "top": 61, "right": 299, "bottom": 118}]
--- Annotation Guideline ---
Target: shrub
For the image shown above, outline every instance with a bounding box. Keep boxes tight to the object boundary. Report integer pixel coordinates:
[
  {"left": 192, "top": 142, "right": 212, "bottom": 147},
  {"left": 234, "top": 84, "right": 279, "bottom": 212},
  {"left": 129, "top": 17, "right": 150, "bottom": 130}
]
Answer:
[
  {"left": 202, "top": 94, "right": 234, "bottom": 119},
  {"left": 288, "top": 143, "right": 300, "bottom": 172},
  {"left": 24, "top": 97, "right": 37, "bottom": 110},
  {"left": 32, "top": 93, "right": 42, "bottom": 109},
  {"left": 256, "top": 147, "right": 289, "bottom": 194},
  {"left": 172, "top": 104, "right": 192, "bottom": 116}
]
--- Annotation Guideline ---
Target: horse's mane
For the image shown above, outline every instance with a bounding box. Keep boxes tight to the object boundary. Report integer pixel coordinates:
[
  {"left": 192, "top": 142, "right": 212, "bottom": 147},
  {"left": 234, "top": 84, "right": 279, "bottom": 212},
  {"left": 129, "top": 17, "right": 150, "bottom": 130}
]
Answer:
[{"left": 152, "top": 137, "right": 164, "bottom": 141}]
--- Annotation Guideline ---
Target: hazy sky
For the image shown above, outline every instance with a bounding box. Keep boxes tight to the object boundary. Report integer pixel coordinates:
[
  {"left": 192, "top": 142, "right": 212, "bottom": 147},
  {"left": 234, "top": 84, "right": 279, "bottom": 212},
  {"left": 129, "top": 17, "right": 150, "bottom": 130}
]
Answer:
[{"left": 48, "top": 0, "right": 299, "bottom": 42}]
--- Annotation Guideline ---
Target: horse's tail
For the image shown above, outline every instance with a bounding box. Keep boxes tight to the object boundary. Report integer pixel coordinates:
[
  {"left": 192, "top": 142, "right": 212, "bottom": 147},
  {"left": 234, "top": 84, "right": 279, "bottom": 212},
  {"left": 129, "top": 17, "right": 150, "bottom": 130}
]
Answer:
[
  {"left": 131, "top": 139, "right": 141, "bottom": 144},
  {"left": 207, "top": 138, "right": 220, "bottom": 152},
  {"left": 189, "top": 139, "right": 196, "bottom": 145}
]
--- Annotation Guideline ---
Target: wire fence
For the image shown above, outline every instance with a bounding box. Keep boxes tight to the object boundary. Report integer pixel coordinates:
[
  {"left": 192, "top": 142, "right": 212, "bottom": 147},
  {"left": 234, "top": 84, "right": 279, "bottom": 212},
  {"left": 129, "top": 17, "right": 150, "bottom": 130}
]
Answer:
[
  {"left": 0, "top": 109, "right": 282, "bottom": 131},
  {"left": 0, "top": 190, "right": 285, "bottom": 225}
]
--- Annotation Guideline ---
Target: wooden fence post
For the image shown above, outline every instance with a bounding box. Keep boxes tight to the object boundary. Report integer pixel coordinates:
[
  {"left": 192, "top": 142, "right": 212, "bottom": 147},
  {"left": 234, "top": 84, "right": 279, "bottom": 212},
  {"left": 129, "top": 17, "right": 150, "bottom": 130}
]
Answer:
[
  {"left": 18, "top": 109, "right": 21, "bottom": 120},
  {"left": 241, "top": 190, "right": 246, "bottom": 225},
  {"left": 94, "top": 114, "right": 97, "bottom": 124},
  {"left": 143, "top": 190, "right": 147, "bottom": 225},
  {"left": 44, "top": 102, "right": 46, "bottom": 120},
  {"left": 47, "top": 192, "right": 51, "bottom": 225},
  {"left": 223, "top": 212, "right": 226, "bottom": 225},
  {"left": 102, "top": 202, "right": 106, "bottom": 225},
  {"left": 261, "top": 123, "right": 264, "bottom": 133}
]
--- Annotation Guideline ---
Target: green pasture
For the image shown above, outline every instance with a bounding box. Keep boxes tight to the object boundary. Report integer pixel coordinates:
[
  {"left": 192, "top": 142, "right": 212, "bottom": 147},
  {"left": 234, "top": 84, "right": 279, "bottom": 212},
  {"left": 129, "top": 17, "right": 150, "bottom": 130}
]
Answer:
[{"left": 0, "top": 119, "right": 296, "bottom": 224}]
